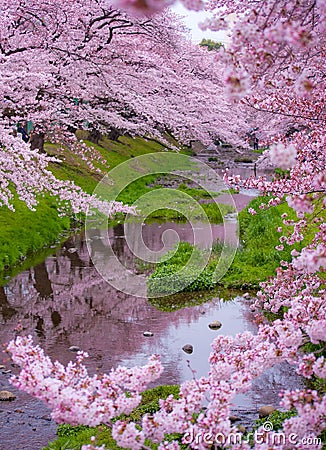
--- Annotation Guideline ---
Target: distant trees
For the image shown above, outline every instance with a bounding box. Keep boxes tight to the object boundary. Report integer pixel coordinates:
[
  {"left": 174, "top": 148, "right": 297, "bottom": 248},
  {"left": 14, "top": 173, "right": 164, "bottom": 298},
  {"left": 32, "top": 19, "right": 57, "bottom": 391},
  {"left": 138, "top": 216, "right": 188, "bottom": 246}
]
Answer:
[
  {"left": 0, "top": 1, "right": 247, "bottom": 212},
  {"left": 199, "top": 38, "right": 224, "bottom": 51}
]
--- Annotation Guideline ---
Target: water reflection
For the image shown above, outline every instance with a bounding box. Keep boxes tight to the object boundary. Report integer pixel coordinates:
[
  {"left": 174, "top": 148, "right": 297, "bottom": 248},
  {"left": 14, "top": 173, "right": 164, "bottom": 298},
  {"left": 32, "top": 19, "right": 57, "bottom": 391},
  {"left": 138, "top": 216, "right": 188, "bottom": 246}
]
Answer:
[
  {"left": 0, "top": 285, "right": 17, "bottom": 321},
  {"left": 33, "top": 262, "right": 53, "bottom": 298},
  {"left": 0, "top": 221, "right": 304, "bottom": 449}
]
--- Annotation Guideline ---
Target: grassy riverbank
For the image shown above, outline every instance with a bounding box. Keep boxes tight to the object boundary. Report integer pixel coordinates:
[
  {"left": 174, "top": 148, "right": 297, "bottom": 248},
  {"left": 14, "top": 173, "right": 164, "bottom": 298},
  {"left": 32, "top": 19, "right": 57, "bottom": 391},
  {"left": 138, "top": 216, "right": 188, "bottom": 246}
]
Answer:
[
  {"left": 221, "top": 196, "right": 300, "bottom": 288},
  {"left": 147, "top": 195, "right": 316, "bottom": 295},
  {"left": 44, "top": 385, "right": 180, "bottom": 450},
  {"left": 0, "top": 134, "right": 228, "bottom": 281},
  {"left": 0, "top": 135, "right": 168, "bottom": 278}
]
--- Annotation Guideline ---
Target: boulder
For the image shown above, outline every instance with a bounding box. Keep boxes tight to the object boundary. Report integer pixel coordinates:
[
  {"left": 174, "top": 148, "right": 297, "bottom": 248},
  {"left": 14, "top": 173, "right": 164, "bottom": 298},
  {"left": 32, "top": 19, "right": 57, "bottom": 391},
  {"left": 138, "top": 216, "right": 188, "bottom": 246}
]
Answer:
[
  {"left": 0, "top": 391, "right": 16, "bottom": 401},
  {"left": 208, "top": 320, "right": 222, "bottom": 330},
  {"left": 258, "top": 405, "right": 276, "bottom": 418},
  {"left": 182, "top": 344, "right": 193, "bottom": 354}
]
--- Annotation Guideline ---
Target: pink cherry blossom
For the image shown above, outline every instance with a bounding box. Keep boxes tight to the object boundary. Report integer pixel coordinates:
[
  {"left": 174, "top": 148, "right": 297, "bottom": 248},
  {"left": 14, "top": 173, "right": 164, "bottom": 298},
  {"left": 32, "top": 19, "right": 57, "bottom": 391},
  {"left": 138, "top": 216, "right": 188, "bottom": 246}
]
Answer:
[
  {"left": 270, "top": 143, "right": 297, "bottom": 170},
  {"left": 3, "top": 0, "right": 326, "bottom": 448}
]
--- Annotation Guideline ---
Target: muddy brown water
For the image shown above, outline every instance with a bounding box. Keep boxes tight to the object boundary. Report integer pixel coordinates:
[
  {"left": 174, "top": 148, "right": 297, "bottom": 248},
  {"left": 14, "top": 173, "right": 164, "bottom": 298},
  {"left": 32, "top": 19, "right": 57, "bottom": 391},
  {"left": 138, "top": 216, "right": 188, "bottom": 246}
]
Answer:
[{"left": 0, "top": 192, "right": 303, "bottom": 450}]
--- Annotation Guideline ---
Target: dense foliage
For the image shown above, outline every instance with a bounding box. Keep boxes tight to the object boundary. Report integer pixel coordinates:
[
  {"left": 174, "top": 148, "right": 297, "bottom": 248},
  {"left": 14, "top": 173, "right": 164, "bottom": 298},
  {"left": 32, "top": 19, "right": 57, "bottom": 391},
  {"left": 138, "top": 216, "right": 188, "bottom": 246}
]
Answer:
[
  {"left": 5, "top": 0, "right": 326, "bottom": 449},
  {"left": 0, "top": 0, "right": 248, "bottom": 213},
  {"left": 199, "top": 38, "right": 224, "bottom": 51}
]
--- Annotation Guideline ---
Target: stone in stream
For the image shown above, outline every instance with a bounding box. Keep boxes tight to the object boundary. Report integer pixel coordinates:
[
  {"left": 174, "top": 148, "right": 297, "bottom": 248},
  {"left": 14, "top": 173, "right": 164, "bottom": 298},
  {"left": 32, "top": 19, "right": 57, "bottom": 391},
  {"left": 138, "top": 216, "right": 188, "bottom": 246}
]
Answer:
[
  {"left": 258, "top": 405, "right": 276, "bottom": 418},
  {"left": 208, "top": 320, "right": 222, "bottom": 330},
  {"left": 229, "top": 415, "right": 241, "bottom": 423},
  {"left": 67, "top": 248, "right": 77, "bottom": 253},
  {"left": 0, "top": 390, "right": 16, "bottom": 401},
  {"left": 0, "top": 365, "right": 5, "bottom": 370},
  {"left": 41, "top": 415, "right": 52, "bottom": 421},
  {"left": 143, "top": 331, "right": 154, "bottom": 337},
  {"left": 182, "top": 344, "right": 193, "bottom": 354},
  {"left": 69, "top": 346, "right": 81, "bottom": 352},
  {"left": 2, "top": 369, "right": 12, "bottom": 374}
]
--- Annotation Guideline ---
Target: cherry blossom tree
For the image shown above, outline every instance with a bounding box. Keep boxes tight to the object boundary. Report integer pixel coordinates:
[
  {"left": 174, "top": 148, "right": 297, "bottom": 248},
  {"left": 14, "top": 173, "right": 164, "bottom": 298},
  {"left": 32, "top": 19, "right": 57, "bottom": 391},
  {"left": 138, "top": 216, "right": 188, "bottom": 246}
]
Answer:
[{"left": 1, "top": 0, "right": 247, "bottom": 212}]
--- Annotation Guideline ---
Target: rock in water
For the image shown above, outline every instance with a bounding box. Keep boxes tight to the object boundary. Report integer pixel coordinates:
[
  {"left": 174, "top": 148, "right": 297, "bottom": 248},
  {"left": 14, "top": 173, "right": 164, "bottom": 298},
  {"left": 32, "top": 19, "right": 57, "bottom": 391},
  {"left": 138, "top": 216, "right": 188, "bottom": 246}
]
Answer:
[
  {"left": 229, "top": 415, "right": 241, "bottom": 423},
  {"left": 0, "top": 391, "right": 16, "bottom": 401},
  {"left": 208, "top": 320, "right": 222, "bottom": 330},
  {"left": 182, "top": 344, "right": 193, "bottom": 354},
  {"left": 69, "top": 346, "right": 81, "bottom": 352},
  {"left": 143, "top": 331, "right": 153, "bottom": 337},
  {"left": 258, "top": 405, "right": 276, "bottom": 418}
]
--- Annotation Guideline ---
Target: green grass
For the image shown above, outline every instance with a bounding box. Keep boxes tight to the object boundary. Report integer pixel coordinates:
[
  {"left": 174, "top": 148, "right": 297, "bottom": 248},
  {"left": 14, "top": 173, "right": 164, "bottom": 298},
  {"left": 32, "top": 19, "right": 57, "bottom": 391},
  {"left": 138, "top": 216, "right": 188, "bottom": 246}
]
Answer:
[
  {"left": 0, "top": 135, "right": 168, "bottom": 280},
  {"left": 119, "top": 178, "right": 232, "bottom": 224},
  {"left": 147, "top": 242, "right": 220, "bottom": 295},
  {"left": 147, "top": 194, "right": 324, "bottom": 294},
  {"left": 44, "top": 385, "right": 179, "bottom": 450},
  {"left": 222, "top": 194, "right": 325, "bottom": 288},
  {"left": 220, "top": 196, "right": 303, "bottom": 288},
  {"left": 177, "top": 182, "right": 220, "bottom": 199},
  {"left": 140, "top": 200, "right": 232, "bottom": 224},
  {"left": 0, "top": 195, "right": 71, "bottom": 275}
]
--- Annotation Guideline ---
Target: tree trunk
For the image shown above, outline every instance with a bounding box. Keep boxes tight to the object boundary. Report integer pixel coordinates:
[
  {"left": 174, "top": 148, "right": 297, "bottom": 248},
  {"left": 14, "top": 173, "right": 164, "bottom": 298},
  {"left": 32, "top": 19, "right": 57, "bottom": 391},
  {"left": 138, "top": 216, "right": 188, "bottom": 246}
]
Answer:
[
  {"left": 88, "top": 128, "right": 101, "bottom": 144},
  {"left": 107, "top": 128, "right": 120, "bottom": 141},
  {"left": 30, "top": 132, "right": 45, "bottom": 153}
]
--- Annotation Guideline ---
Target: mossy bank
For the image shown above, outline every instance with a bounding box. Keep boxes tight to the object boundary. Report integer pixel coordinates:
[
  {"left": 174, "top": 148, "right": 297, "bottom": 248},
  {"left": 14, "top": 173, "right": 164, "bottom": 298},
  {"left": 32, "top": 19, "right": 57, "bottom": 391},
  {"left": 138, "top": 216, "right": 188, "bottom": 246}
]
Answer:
[
  {"left": 0, "top": 134, "right": 227, "bottom": 283},
  {"left": 0, "top": 135, "right": 169, "bottom": 281},
  {"left": 44, "top": 385, "right": 180, "bottom": 450},
  {"left": 147, "top": 194, "right": 323, "bottom": 296}
]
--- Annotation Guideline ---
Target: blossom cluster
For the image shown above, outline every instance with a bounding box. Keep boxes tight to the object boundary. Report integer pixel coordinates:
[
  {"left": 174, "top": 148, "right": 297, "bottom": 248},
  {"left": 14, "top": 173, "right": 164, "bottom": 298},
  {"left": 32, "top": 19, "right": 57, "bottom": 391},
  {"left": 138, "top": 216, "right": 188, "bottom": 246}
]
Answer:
[
  {"left": 7, "top": 335, "right": 163, "bottom": 426},
  {"left": 0, "top": 1, "right": 251, "bottom": 212}
]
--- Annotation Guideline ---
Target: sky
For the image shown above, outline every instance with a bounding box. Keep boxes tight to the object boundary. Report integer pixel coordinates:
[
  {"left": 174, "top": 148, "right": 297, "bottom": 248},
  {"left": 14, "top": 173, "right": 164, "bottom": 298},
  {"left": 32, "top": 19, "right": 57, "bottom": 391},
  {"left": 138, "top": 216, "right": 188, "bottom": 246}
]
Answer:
[{"left": 170, "top": 2, "right": 230, "bottom": 44}]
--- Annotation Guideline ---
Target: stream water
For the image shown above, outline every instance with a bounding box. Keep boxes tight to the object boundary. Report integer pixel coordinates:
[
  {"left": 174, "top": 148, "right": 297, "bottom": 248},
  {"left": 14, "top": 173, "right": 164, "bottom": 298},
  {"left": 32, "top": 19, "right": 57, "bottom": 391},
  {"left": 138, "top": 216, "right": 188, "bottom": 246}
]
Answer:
[{"left": 0, "top": 184, "right": 303, "bottom": 450}]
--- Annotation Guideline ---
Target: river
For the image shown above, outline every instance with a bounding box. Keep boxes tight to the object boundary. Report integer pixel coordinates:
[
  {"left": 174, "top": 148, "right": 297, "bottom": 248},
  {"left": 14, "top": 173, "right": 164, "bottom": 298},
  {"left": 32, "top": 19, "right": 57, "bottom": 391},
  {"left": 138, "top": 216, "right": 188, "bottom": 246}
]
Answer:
[{"left": 0, "top": 167, "right": 303, "bottom": 450}]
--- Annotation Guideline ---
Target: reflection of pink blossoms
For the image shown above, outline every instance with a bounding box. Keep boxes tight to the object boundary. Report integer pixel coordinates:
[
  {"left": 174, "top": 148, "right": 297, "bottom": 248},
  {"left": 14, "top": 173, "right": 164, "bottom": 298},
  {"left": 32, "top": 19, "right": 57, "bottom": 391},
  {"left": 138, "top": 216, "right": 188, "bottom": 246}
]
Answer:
[{"left": 269, "top": 143, "right": 297, "bottom": 169}]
